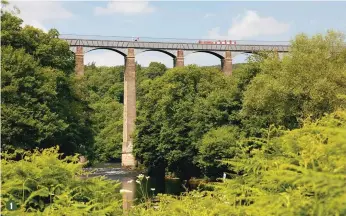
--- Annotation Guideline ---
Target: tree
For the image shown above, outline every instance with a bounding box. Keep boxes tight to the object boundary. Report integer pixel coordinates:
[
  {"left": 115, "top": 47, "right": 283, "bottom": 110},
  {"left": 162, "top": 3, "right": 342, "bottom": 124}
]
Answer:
[
  {"left": 137, "top": 62, "right": 168, "bottom": 100},
  {"left": 77, "top": 65, "right": 125, "bottom": 162},
  {"left": 134, "top": 65, "right": 240, "bottom": 180},
  {"left": 241, "top": 31, "right": 346, "bottom": 136},
  {"left": 129, "top": 110, "right": 346, "bottom": 216},
  {"left": 197, "top": 126, "right": 241, "bottom": 178},
  {"left": 1, "top": 10, "right": 93, "bottom": 156},
  {"left": 138, "top": 62, "right": 167, "bottom": 81},
  {"left": 1, "top": 46, "right": 67, "bottom": 149}
]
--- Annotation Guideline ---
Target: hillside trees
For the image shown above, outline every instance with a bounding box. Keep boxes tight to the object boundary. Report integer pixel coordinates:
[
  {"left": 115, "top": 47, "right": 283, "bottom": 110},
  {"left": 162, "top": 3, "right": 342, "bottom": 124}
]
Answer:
[
  {"left": 1, "top": 10, "right": 93, "bottom": 156},
  {"left": 134, "top": 30, "right": 346, "bottom": 182},
  {"left": 241, "top": 31, "right": 346, "bottom": 136},
  {"left": 136, "top": 62, "right": 168, "bottom": 100},
  {"left": 78, "top": 64, "right": 125, "bottom": 161},
  {"left": 137, "top": 62, "right": 167, "bottom": 82},
  {"left": 134, "top": 65, "right": 241, "bottom": 180}
]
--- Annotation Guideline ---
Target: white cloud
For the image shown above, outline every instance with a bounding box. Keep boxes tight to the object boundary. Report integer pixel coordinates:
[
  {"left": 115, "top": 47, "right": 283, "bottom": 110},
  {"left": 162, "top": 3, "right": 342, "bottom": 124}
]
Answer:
[
  {"left": 94, "top": 1, "right": 155, "bottom": 15},
  {"left": 8, "top": 1, "right": 73, "bottom": 32},
  {"left": 208, "top": 10, "right": 290, "bottom": 40}
]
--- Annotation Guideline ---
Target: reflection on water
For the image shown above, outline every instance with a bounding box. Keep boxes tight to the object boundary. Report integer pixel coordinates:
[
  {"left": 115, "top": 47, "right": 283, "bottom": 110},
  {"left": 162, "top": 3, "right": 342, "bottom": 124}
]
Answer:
[{"left": 84, "top": 162, "right": 185, "bottom": 209}]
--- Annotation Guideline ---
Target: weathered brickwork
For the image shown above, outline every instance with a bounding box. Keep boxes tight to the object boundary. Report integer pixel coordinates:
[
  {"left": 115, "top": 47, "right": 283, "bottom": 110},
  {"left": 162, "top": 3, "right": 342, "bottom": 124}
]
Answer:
[
  {"left": 174, "top": 50, "right": 184, "bottom": 67},
  {"left": 75, "top": 46, "right": 84, "bottom": 76},
  {"left": 222, "top": 51, "right": 232, "bottom": 76}
]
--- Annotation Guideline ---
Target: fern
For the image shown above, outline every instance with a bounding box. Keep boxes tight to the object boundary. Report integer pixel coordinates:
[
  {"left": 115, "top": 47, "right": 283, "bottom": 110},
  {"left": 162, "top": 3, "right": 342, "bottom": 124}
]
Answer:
[
  {"left": 129, "top": 110, "right": 346, "bottom": 216},
  {"left": 1, "top": 146, "right": 123, "bottom": 215}
]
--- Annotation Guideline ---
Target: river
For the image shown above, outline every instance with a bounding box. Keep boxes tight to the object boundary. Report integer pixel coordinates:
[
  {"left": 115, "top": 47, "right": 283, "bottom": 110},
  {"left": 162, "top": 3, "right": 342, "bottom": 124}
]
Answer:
[{"left": 84, "top": 162, "right": 186, "bottom": 209}]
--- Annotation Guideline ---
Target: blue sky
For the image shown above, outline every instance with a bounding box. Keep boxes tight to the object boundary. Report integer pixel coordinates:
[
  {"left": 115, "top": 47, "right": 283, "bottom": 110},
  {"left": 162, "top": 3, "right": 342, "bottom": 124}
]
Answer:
[{"left": 9, "top": 1, "right": 346, "bottom": 67}]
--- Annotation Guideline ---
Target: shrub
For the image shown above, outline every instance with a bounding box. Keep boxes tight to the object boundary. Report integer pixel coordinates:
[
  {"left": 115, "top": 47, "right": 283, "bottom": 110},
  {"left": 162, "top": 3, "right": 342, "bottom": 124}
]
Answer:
[
  {"left": 1, "top": 146, "right": 123, "bottom": 215},
  {"left": 130, "top": 110, "right": 346, "bottom": 216}
]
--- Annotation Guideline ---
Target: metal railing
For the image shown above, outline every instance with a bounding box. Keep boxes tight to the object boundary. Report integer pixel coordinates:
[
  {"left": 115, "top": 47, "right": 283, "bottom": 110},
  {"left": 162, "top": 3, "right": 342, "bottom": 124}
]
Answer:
[{"left": 58, "top": 34, "right": 291, "bottom": 46}]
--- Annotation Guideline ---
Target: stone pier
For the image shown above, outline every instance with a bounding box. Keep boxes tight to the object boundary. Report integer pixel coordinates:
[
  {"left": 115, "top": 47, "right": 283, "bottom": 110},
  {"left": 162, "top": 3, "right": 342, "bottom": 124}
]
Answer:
[
  {"left": 75, "top": 46, "right": 84, "bottom": 76},
  {"left": 122, "top": 48, "right": 137, "bottom": 168},
  {"left": 221, "top": 51, "right": 232, "bottom": 76},
  {"left": 174, "top": 50, "right": 184, "bottom": 67},
  {"left": 122, "top": 178, "right": 136, "bottom": 211}
]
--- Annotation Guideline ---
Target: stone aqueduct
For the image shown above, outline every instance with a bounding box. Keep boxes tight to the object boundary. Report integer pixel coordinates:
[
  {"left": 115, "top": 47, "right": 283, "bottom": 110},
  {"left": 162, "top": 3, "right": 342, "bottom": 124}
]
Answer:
[{"left": 62, "top": 36, "right": 290, "bottom": 167}]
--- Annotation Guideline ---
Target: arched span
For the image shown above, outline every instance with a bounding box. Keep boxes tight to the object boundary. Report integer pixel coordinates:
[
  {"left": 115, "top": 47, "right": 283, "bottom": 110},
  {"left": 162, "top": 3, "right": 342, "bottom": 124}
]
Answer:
[
  {"left": 85, "top": 47, "right": 127, "bottom": 57},
  {"left": 139, "top": 49, "right": 176, "bottom": 59},
  {"left": 190, "top": 51, "right": 224, "bottom": 59}
]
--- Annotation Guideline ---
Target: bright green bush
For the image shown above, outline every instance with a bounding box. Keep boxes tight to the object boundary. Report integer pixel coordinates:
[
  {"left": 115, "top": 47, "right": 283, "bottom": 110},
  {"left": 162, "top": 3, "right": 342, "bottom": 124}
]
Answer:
[
  {"left": 130, "top": 110, "right": 346, "bottom": 216},
  {"left": 197, "top": 125, "right": 242, "bottom": 178},
  {"left": 241, "top": 31, "right": 346, "bottom": 135},
  {"left": 217, "top": 110, "right": 346, "bottom": 215},
  {"left": 1, "top": 147, "right": 123, "bottom": 215}
]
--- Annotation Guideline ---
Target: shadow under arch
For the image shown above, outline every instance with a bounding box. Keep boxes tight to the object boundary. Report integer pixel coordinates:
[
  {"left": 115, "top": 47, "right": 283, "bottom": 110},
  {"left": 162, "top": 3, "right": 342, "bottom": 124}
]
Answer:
[
  {"left": 188, "top": 50, "right": 225, "bottom": 59},
  {"left": 139, "top": 49, "right": 176, "bottom": 59},
  {"left": 85, "top": 47, "right": 127, "bottom": 57}
]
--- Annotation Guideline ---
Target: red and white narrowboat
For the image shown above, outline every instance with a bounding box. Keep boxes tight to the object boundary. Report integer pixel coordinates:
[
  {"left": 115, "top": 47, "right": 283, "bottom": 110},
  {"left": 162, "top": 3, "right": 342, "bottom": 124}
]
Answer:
[{"left": 198, "top": 40, "right": 237, "bottom": 45}]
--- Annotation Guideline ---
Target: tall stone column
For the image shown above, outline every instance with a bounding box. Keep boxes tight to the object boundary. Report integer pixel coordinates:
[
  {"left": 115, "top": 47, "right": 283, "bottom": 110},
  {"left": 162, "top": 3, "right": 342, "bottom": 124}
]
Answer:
[
  {"left": 122, "top": 48, "right": 137, "bottom": 168},
  {"left": 174, "top": 50, "right": 184, "bottom": 67},
  {"left": 221, "top": 51, "right": 232, "bottom": 76},
  {"left": 75, "top": 46, "right": 84, "bottom": 76}
]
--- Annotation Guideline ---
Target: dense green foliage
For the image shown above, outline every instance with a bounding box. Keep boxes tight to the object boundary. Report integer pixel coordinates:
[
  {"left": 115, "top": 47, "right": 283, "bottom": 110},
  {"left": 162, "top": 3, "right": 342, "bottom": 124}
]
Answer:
[
  {"left": 76, "top": 62, "right": 168, "bottom": 162},
  {"left": 134, "top": 31, "right": 346, "bottom": 180},
  {"left": 196, "top": 125, "right": 241, "bottom": 178},
  {"left": 130, "top": 110, "right": 346, "bottom": 215},
  {"left": 77, "top": 64, "right": 125, "bottom": 162},
  {"left": 2, "top": 2, "right": 346, "bottom": 214},
  {"left": 1, "top": 9, "right": 93, "bottom": 156},
  {"left": 134, "top": 66, "right": 240, "bottom": 179},
  {"left": 1, "top": 147, "right": 122, "bottom": 215},
  {"left": 241, "top": 31, "right": 346, "bottom": 135}
]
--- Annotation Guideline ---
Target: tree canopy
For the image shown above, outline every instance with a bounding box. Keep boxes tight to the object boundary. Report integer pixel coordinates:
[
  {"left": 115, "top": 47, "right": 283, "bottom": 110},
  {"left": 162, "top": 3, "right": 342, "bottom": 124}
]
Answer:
[
  {"left": 134, "top": 65, "right": 240, "bottom": 179},
  {"left": 1, "top": 10, "right": 93, "bottom": 156},
  {"left": 134, "top": 30, "right": 346, "bottom": 180},
  {"left": 241, "top": 31, "right": 346, "bottom": 135}
]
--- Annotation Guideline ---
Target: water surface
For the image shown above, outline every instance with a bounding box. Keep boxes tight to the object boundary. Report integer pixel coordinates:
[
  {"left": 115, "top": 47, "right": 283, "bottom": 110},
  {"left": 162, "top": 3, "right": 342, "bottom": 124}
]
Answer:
[{"left": 85, "top": 162, "right": 185, "bottom": 205}]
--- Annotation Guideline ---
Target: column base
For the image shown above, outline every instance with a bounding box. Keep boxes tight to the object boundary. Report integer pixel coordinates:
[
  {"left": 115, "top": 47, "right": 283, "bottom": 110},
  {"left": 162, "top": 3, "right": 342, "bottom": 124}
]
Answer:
[
  {"left": 174, "top": 50, "right": 184, "bottom": 67},
  {"left": 222, "top": 51, "right": 232, "bottom": 76},
  {"left": 122, "top": 152, "right": 136, "bottom": 168},
  {"left": 222, "top": 59, "right": 232, "bottom": 76},
  {"left": 175, "top": 58, "right": 184, "bottom": 67}
]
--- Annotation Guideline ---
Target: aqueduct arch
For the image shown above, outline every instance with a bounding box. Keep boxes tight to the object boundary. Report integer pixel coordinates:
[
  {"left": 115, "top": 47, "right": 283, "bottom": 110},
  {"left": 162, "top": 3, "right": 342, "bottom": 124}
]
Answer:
[{"left": 73, "top": 47, "right": 255, "bottom": 167}]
